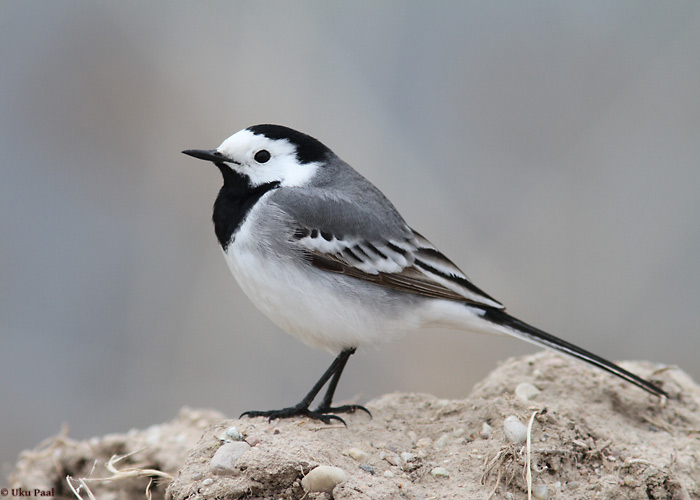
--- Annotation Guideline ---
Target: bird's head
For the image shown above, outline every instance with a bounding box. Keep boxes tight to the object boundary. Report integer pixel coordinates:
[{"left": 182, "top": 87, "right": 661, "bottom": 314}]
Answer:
[{"left": 183, "top": 124, "right": 332, "bottom": 188}]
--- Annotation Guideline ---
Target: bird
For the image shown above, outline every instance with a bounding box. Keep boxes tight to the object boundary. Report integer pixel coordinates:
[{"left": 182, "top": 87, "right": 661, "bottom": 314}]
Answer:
[{"left": 183, "top": 124, "right": 666, "bottom": 424}]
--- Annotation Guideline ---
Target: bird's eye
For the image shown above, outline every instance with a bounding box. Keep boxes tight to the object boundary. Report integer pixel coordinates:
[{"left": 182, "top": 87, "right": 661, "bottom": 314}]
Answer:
[{"left": 254, "top": 150, "right": 271, "bottom": 163}]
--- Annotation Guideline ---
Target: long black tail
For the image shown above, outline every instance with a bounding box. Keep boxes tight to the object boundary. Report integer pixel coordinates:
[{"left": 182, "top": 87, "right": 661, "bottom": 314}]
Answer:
[{"left": 480, "top": 307, "right": 667, "bottom": 398}]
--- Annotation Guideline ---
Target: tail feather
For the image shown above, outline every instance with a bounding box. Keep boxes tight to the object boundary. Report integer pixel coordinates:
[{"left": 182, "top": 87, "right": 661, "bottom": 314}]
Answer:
[{"left": 480, "top": 308, "right": 667, "bottom": 399}]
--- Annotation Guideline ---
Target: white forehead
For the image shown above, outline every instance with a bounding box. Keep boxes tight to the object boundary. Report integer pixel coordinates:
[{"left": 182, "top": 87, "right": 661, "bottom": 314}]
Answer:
[
  {"left": 217, "top": 129, "right": 297, "bottom": 160},
  {"left": 215, "top": 128, "right": 319, "bottom": 187}
]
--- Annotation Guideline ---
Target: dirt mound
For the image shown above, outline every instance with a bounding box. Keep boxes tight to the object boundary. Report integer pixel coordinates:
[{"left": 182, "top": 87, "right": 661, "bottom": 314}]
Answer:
[{"left": 9, "top": 352, "right": 699, "bottom": 499}]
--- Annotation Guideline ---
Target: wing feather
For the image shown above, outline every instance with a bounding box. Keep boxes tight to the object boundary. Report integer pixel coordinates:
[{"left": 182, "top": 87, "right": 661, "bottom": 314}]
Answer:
[
  {"left": 269, "top": 188, "right": 504, "bottom": 309},
  {"left": 294, "top": 226, "right": 504, "bottom": 308}
]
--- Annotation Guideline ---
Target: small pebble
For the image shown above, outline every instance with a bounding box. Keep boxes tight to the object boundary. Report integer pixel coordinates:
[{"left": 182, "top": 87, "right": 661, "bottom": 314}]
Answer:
[
  {"left": 532, "top": 482, "right": 548, "bottom": 500},
  {"left": 382, "top": 452, "right": 400, "bottom": 466},
  {"left": 415, "top": 438, "right": 432, "bottom": 448},
  {"left": 224, "top": 425, "right": 244, "bottom": 441},
  {"left": 433, "top": 434, "right": 451, "bottom": 450},
  {"left": 623, "top": 475, "right": 636, "bottom": 486},
  {"left": 452, "top": 428, "right": 466, "bottom": 438},
  {"left": 210, "top": 442, "right": 251, "bottom": 475},
  {"left": 301, "top": 466, "right": 347, "bottom": 493},
  {"left": 359, "top": 464, "right": 375, "bottom": 475},
  {"left": 191, "top": 472, "right": 203, "bottom": 480},
  {"left": 430, "top": 467, "right": 450, "bottom": 478},
  {"left": 400, "top": 452, "right": 414, "bottom": 463},
  {"left": 245, "top": 436, "right": 260, "bottom": 447},
  {"left": 480, "top": 422, "right": 493, "bottom": 439},
  {"left": 515, "top": 382, "right": 541, "bottom": 401},
  {"left": 346, "top": 448, "right": 369, "bottom": 462},
  {"left": 383, "top": 470, "right": 395, "bottom": 478},
  {"left": 503, "top": 416, "right": 528, "bottom": 444},
  {"left": 201, "top": 478, "right": 214, "bottom": 486}
]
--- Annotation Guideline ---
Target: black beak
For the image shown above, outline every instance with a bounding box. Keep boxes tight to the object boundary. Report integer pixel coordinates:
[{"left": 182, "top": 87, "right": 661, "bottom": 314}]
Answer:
[{"left": 182, "top": 149, "right": 230, "bottom": 163}]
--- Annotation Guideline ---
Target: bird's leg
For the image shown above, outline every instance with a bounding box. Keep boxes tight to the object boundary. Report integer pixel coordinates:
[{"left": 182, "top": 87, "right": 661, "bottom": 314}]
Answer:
[
  {"left": 314, "top": 348, "right": 371, "bottom": 418},
  {"left": 241, "top": 348, "right": 369, "bottom": 425}
]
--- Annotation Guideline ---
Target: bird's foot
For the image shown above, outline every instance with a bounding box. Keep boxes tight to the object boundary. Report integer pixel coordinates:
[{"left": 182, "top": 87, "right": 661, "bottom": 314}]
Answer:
[
  {"left": 241, "top": 403, "right": 370, "bottom": 425},
  {"left": 314, "top": 403, "right": 372, "bottom": 419},
  {"left": 241, "top": 406, "right": 346, "bottom": 425}
]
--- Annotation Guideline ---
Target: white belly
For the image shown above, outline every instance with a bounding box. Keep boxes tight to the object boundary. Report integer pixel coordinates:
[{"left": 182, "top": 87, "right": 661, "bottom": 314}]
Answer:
[{"left": 224, "top": 241, "right": 429, "bottom": 352}]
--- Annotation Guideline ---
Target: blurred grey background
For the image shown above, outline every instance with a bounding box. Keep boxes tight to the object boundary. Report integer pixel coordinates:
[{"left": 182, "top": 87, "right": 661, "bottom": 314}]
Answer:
[{"left": 2, "top": 2, "right": 699, "bottom": 470}]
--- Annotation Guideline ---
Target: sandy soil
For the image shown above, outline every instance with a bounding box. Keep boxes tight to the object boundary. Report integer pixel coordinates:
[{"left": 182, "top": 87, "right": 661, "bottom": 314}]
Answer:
[{"left": 9, "top": 352, "right": 700, "bottom": 499}]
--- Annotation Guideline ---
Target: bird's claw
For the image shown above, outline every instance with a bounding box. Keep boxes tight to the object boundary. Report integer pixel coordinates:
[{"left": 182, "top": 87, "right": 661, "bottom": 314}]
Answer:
[
  {"left": 314, "top": 404, "right": 372, "bottom": 419},
  {"left": 240, "top": 403, "right": 370, "bottom": 426}
]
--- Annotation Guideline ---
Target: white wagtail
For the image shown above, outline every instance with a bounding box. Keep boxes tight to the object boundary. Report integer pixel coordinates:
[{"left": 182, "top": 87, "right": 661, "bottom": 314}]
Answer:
[{"left": 183, "top": 124, "right": 666, "bottom": 424}]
